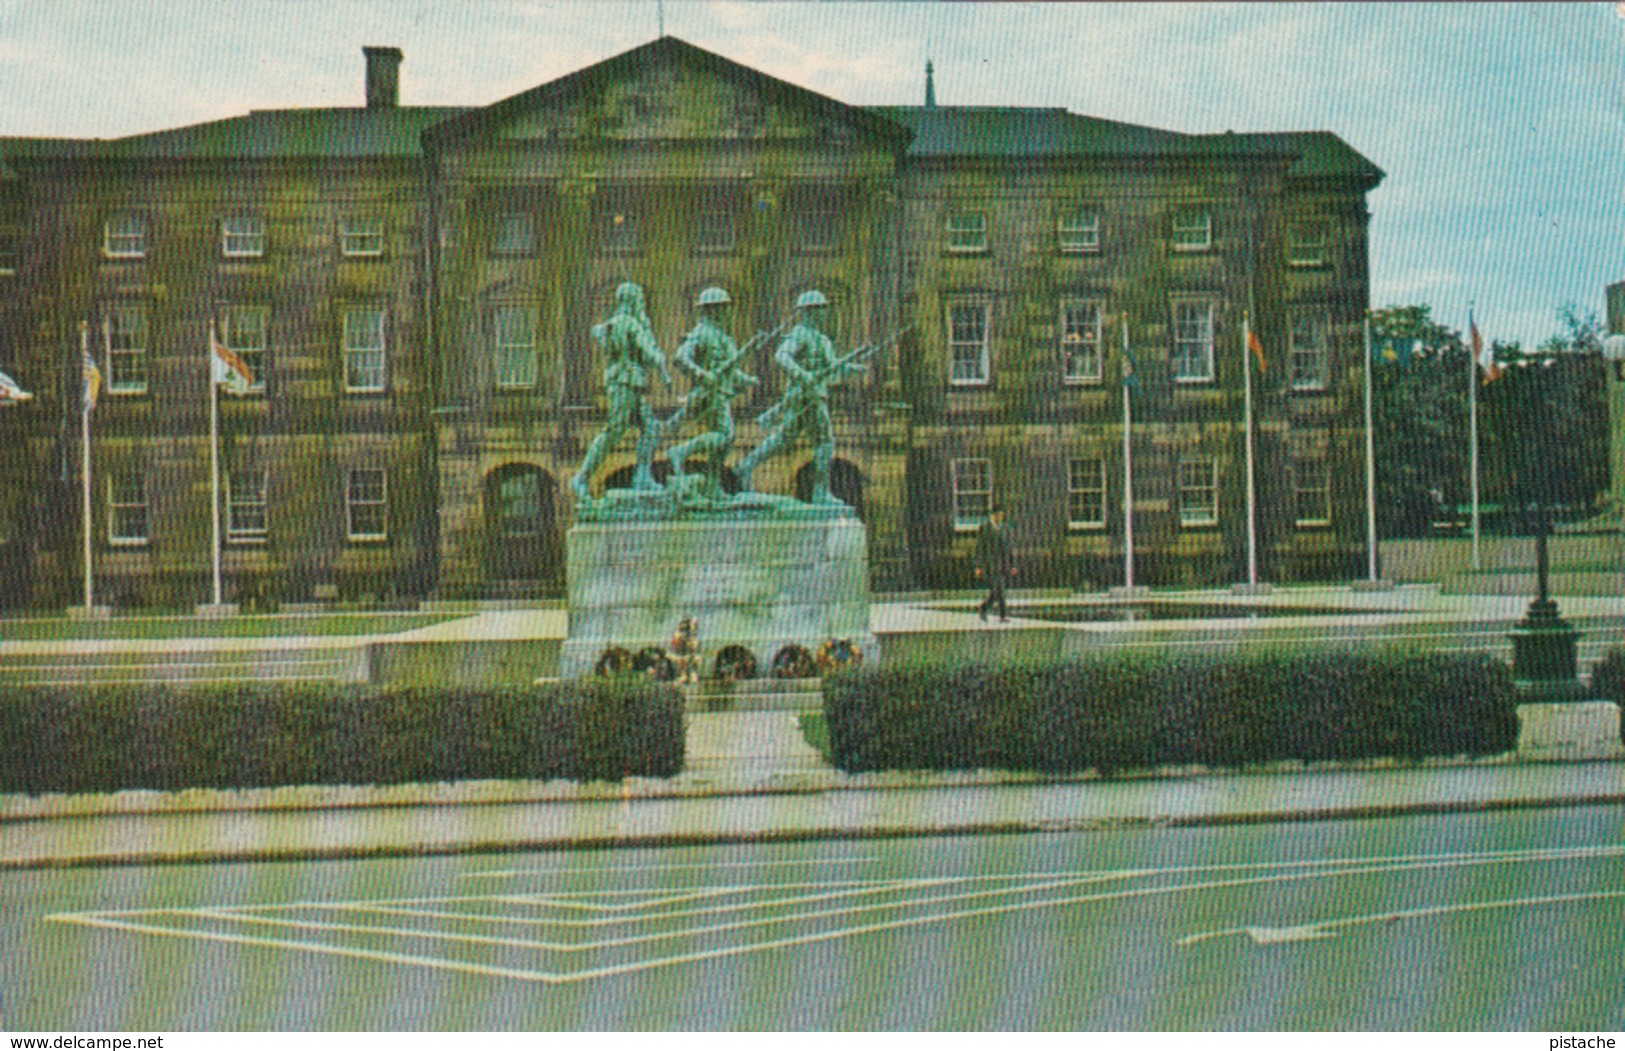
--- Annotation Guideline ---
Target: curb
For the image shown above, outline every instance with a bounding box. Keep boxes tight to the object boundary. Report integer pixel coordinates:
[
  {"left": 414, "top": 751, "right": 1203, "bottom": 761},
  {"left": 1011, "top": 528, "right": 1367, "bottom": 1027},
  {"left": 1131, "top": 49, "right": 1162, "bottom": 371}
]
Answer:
[
  {"left": 6, "top": 790, "right": 1624, "bottom": 871},
  {"left": 0, "top": 749, "right": 1529, "bottom": 824}
]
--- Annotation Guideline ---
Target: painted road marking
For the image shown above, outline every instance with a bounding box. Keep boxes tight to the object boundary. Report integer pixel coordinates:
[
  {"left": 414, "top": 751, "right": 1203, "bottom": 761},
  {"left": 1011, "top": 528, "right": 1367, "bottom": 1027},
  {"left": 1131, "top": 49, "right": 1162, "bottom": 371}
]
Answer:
[
  {"left": 1178, "top": 888, "right": 1625, "bottom": 946},
  {"left": 46, "top": 843, "right": 1625, "bottom": 986},
  {"left": 463, "top": 856, "right": 882, "bottom": 880}
]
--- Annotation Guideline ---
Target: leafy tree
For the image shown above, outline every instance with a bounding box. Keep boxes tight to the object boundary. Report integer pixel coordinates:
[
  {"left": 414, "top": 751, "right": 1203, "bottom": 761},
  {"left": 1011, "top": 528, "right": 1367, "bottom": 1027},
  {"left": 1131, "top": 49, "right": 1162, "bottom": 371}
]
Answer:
[
  {"left": 1370, "top": 303, "right": 1610, "bottom": 538},
  {"left": 1369, "top": 305, "right": 1469, "bottom": 536},
  {"left": 1478, "top": 307, "right": 1610, "bottom": 525}
]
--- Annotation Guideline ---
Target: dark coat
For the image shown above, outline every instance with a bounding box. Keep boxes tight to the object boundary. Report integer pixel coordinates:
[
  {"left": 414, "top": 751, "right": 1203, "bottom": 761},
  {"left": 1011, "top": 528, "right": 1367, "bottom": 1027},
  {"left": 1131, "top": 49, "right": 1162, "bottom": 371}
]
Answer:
[{"left": 976, "top": 519, "right": 1013, "bottom": 576}]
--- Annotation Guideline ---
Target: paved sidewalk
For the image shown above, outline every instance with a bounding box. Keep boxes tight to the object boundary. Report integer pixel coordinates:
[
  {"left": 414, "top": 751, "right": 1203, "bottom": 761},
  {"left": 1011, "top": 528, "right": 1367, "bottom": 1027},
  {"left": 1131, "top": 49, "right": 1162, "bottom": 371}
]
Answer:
[{"left": 3, "top": 707, "right": 1622, "bottom": 869}]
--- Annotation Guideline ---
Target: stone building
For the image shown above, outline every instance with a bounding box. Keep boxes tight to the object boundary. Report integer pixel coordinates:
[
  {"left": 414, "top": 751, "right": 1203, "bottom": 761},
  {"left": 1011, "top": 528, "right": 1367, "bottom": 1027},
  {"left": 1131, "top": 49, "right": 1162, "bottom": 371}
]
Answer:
[{"left": 0, "top": 36, "right": 1381, "bottom": 609}]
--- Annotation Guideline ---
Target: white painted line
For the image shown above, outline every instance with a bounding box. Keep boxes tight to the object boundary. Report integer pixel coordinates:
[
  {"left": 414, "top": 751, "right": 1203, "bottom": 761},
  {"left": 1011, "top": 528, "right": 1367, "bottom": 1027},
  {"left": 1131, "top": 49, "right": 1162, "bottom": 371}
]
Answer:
[
  {"left": 46, "top": 911, "right": 573, "bottom": 985},
  {"left": 1179, "top": 889, "right": 1625, "bottom": 947},
  {"left": 462, "top": 856, "right": 882, "bottom": 880},
  {"left": 334, "top": 879, "right": 947, "bottom": 928},
  {"left": 49, "top": 843, "right": 1625, "bottom": 988}
]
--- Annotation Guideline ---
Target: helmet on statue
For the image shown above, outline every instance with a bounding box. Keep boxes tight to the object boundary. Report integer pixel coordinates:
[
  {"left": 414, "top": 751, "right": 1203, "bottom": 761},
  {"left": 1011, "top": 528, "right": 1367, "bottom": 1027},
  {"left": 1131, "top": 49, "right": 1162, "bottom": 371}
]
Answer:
[
  {"left": 696, "top": 287, "right": 732, "bottom": 307},
  {"left": 794, "top": 290, "right": 829, "bottom": 310}
]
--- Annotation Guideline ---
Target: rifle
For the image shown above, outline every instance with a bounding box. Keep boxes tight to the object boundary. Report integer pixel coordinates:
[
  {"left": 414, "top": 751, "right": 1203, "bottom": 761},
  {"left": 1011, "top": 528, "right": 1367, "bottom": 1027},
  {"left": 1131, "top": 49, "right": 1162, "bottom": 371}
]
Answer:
[{"left": 756, "top": 324, "right": 913, "bottom": 428}]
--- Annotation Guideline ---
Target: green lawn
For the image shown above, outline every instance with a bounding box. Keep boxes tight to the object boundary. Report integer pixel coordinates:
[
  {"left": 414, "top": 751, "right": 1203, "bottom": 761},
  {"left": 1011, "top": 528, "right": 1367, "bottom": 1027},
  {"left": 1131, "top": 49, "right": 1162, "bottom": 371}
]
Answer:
[{"left": 0, "top": 612, "right": 461, "bottom": 642}]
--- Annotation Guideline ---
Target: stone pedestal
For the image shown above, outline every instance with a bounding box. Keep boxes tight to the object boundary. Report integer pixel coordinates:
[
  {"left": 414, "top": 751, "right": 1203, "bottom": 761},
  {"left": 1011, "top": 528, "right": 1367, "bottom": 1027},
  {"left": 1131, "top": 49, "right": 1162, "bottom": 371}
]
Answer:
[
  {"left": 1516, "top": 701, "right": 1625, "bottom": 762},
  {"left": 560, "top": 516, "right": 876, "bottom": 678}
]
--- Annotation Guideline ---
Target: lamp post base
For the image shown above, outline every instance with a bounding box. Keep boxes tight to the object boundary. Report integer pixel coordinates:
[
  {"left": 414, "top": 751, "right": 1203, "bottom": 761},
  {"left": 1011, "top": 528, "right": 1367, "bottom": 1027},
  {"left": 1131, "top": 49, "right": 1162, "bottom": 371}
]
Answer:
[{"left": 1510, "top": 597, "right": 1580, "bottom": 694}]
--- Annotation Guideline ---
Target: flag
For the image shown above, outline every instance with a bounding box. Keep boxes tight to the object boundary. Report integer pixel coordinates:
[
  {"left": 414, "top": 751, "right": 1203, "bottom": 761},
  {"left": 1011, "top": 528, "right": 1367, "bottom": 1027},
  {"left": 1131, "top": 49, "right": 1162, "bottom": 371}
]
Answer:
[
  {"left": 1247, "top": 328, "right": 1267, "bottom": 374},
  {"left": 1121, "top": 341, "right": 1142, "bottom": 391},
  {"left": 1376, "top": 336, "right": 1416, "bottom": 366},
  {"left": 1472, "top": 318, "right": 1501, "bottom": 384},
  {"left": 81, "top": 347, "right": 101, "bottom": 413},
  {"left": 211, "top": 332, "right": 254, "bottom": 396},
  {"left": 0, "top": 367, "right": 31, "bottom": 405}
]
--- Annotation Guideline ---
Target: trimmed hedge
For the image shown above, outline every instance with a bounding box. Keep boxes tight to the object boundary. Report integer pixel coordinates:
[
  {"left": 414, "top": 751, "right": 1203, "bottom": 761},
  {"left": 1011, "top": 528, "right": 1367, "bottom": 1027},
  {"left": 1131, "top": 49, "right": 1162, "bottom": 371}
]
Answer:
[
  {"left": 1588, "top": 647, "right": 1625, "bottom": 707},
  {"left": 0, "top": 680, "right": 683, "bottom": 795},
  {"left": 825, "top": 651, "right": 1518, "bottom": 775}
]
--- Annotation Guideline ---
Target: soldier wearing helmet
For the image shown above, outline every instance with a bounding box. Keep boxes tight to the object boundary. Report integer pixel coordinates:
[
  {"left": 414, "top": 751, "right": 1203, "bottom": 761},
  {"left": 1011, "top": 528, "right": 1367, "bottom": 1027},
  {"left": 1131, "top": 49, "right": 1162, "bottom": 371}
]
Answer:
[
  {"left": 734, "top": 289, "right": 862, "bottom": 506},
  {"left": 569, "top": 281, "right": 673, "bottom": 502},
  {"left": 662, "top": 286, "right": 758, "bottom": 499}
]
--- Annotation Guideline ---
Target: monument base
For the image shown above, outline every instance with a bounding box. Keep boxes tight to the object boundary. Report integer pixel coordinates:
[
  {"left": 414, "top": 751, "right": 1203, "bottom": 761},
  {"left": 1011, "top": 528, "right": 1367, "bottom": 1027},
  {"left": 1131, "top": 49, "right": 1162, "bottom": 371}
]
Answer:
[
  {"left": 561, "top": 515, "right": 875, "bottom": 679},
  {"left": 1515, "top": 701, "right": 1625, "bottom": 762}
]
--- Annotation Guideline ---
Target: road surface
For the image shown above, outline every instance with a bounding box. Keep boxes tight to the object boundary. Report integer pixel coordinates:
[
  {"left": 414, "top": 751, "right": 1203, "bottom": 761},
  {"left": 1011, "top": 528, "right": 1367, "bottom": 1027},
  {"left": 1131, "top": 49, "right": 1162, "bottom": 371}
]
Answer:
[{"left": 3, "top": 805, "right": 1622, "bottom": 1030}]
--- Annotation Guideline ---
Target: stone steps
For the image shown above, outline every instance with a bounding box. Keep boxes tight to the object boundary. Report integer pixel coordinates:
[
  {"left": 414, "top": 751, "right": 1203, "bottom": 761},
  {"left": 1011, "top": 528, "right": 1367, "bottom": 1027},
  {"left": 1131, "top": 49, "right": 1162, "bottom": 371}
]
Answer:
[{"left": 683, "top": 676, "right": 824, "bottom": 712}]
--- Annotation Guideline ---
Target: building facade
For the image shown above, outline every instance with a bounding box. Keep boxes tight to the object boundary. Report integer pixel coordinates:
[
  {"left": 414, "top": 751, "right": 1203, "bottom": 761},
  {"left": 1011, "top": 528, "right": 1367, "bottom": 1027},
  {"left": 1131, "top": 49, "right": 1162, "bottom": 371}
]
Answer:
[{"left": 0, "top": 38, "right": 1382, "bottom": 609}]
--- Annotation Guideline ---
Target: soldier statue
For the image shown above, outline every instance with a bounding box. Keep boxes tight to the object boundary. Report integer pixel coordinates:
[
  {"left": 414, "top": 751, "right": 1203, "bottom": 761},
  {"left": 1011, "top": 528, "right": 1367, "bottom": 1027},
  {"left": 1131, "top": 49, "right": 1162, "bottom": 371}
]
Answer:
[
  {"left": 569, "top": 281, "right": 673, "bottom": 503},
  {"left": 662, "top": 286, "right": 759, "bottom": 501},
  {"left": 735, "top": 290, "right": 869, "bottom": 507}
]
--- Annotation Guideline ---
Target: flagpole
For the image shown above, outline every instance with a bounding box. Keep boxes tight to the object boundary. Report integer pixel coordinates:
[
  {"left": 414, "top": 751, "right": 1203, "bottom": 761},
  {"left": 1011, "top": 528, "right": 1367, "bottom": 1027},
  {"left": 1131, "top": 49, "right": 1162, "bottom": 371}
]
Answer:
[
  {"left": 1469, "top": 303, "right": 1481, "bottom": 571},
  {"left": 1121, "top": 319, "right": 1135, "bottom": 591},
  {"left": 79, "top": 322, "right": 94, "bottom": 612},
  {"left": 1243, "top": 313, "right": 1259, "bottom": 588},
  {"left": 209, "top": 321, "right": 223, "bottom": 607},
  {"left": 1364, "top": 317, "right": 1379, "bottom": 583}
]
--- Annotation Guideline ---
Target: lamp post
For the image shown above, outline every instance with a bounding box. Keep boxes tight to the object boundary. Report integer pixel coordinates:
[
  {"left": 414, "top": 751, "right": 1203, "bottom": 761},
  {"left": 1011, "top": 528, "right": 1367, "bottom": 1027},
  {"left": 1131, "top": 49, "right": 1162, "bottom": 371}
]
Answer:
[{"left": 1507, "top": 353, "right": 1582, "bottom": 699}]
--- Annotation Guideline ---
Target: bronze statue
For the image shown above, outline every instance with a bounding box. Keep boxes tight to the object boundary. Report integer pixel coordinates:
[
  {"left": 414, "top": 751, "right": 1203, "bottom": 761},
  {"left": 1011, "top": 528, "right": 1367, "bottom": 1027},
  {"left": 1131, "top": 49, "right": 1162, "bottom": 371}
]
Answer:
[
  {"left": 570, "top": 282, "right": 672, "bottom": 503},
  {"left": 736, "top": 290, "right": 881, "bottom": 507},
  {"left": 661, "top": 287, "right": 760, "bottom": 501}
]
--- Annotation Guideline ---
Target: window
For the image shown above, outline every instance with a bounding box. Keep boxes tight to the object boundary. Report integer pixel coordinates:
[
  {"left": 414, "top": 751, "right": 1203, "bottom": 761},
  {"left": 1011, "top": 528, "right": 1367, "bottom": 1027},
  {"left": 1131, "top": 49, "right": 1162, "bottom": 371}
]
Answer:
[
  {"left": 1179, "top": 457, "right": 1219, "bottom": 526},
  {"left": 801, "top": 198, "right": 838, "bottom": 252},
  {"left": 1294, "top": 457, "right": 1331, "bottom": 526},
  {"left": 1060, "top": 300, "right": 1104, "bottom": 384},
  {"left": 108, "top": 473, "right": 148, "bottom": 545},
  {"left": 342, "top": 307, "right": 386, "bottom": 392},
  {"left": 1171, "top": 299, "right": 1216, "bottom": 383},
  {"left": 492, "top": 305, "right": 538, "bottom": 389},
  {"left": 946, "top": 300, "right": 991, "bottom": 386},
  {"left": 951, "top": 458, "right": 992, "bottom": 531},
  {"left": 220, "top": 215, "right": 265, "bottom": 258},
  {"left": 103, "top": 214, "right": 147, "bottom": 258},
  {"left": 227, "top": 470, "right": 269, "bottom": 542},
  {"left": 340, "top": 216, "right": 385, "bottom": 257},
  {"left": 946, "top": 212, "right": 987, "bottom": 253},
  {"left": 598, "top": 204, "right": 639, "bottom": 253},
  {"left": 492, "top": 212, "right": 535, "bottom": 255},
  {"left": 220, "top": 306, "right": 267, "bottom": 392},
  {"left": 0, "top": 233, "right": 19, "bottom": 276},
  {"left": 1171, "top": 208, "right": 1212, "bottom": 252},
  {"left": 346, "top": 468, "right": 387, "bottom": 541},
  {"left": 1287, "top": 223, "right": 1327, "bottom": 267},
  {"left": 497, "top": 471, "right": 543, "bottom": 538},
  {"left": 104, "top": 304, "right": 148, "bottom": 394},
  {"left": 1289, "top": 309, "right": 1331, "bottom": 391},
  {"left": 1058, "top": 209, "right": 1101, "bottom": 253},
  {"left": 1067, "top": 458, "right": 1107, "bottom": 530},
  {"left": 694, "top": 203, "right": 735, "bottom": 253}
]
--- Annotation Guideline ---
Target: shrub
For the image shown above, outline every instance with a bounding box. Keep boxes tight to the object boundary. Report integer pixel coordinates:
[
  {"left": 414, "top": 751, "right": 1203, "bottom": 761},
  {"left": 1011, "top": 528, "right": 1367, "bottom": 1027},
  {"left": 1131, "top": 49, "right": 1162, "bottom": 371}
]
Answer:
[
  {"left": 824, "top": 650, "right": 1518, "bottom": 775},
  {"left": 1589, "top": 647, "right": 1625, "bottom": 705},
  {"left": 0, "top": 679, "right": 683, "bottom": 795}
]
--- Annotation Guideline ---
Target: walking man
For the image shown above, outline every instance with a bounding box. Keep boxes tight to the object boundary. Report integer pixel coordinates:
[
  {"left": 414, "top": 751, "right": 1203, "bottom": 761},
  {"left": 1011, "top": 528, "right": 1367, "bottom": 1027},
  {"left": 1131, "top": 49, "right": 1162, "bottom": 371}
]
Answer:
[
  {"left": 570, "top": 282, "right": 672, "bottom": 502},
  {"left": 975, "top": 506, "right": 1015, "bottom": 622}
]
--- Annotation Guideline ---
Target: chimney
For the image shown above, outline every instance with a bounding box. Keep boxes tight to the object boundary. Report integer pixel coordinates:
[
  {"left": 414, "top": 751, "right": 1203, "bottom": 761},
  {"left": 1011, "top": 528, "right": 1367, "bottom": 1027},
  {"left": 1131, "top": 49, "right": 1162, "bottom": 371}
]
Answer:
[
  {"left": 924, "top": 60, "right": 936, "bottom": 108},
  {"left": 1608, "top": 281, "right": 1624, "bottom": 336},
  {"left": 363, "top": 46, "right": 403, "bottom": 109}
]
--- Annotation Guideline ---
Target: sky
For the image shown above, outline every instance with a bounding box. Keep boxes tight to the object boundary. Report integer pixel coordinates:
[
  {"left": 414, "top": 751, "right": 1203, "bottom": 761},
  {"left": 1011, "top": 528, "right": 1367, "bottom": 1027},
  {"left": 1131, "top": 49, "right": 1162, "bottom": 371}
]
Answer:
[{"left": 0, "top": 1, "right": 1620, "bottom": 348}]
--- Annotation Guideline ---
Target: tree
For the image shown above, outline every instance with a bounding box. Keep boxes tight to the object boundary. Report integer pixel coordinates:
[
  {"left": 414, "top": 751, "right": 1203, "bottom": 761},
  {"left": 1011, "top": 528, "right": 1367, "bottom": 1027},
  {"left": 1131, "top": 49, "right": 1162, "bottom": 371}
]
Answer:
[
  {"left": 1478, "top": 306, "right": 1610, "bottom": 524},
  {"left": 1369, "top": 305, "right": 1468, "bottom": 536},
  {"left": 1370, "top": 303, "right": 1610, "bottom": 539}
]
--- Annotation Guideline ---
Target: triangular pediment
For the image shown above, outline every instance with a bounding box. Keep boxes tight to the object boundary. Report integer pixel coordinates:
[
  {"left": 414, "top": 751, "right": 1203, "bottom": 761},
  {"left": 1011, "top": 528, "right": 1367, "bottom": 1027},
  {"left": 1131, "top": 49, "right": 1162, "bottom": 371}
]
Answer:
[{"left": 425, "top": 36, "right": 909, "bottom": 150}]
